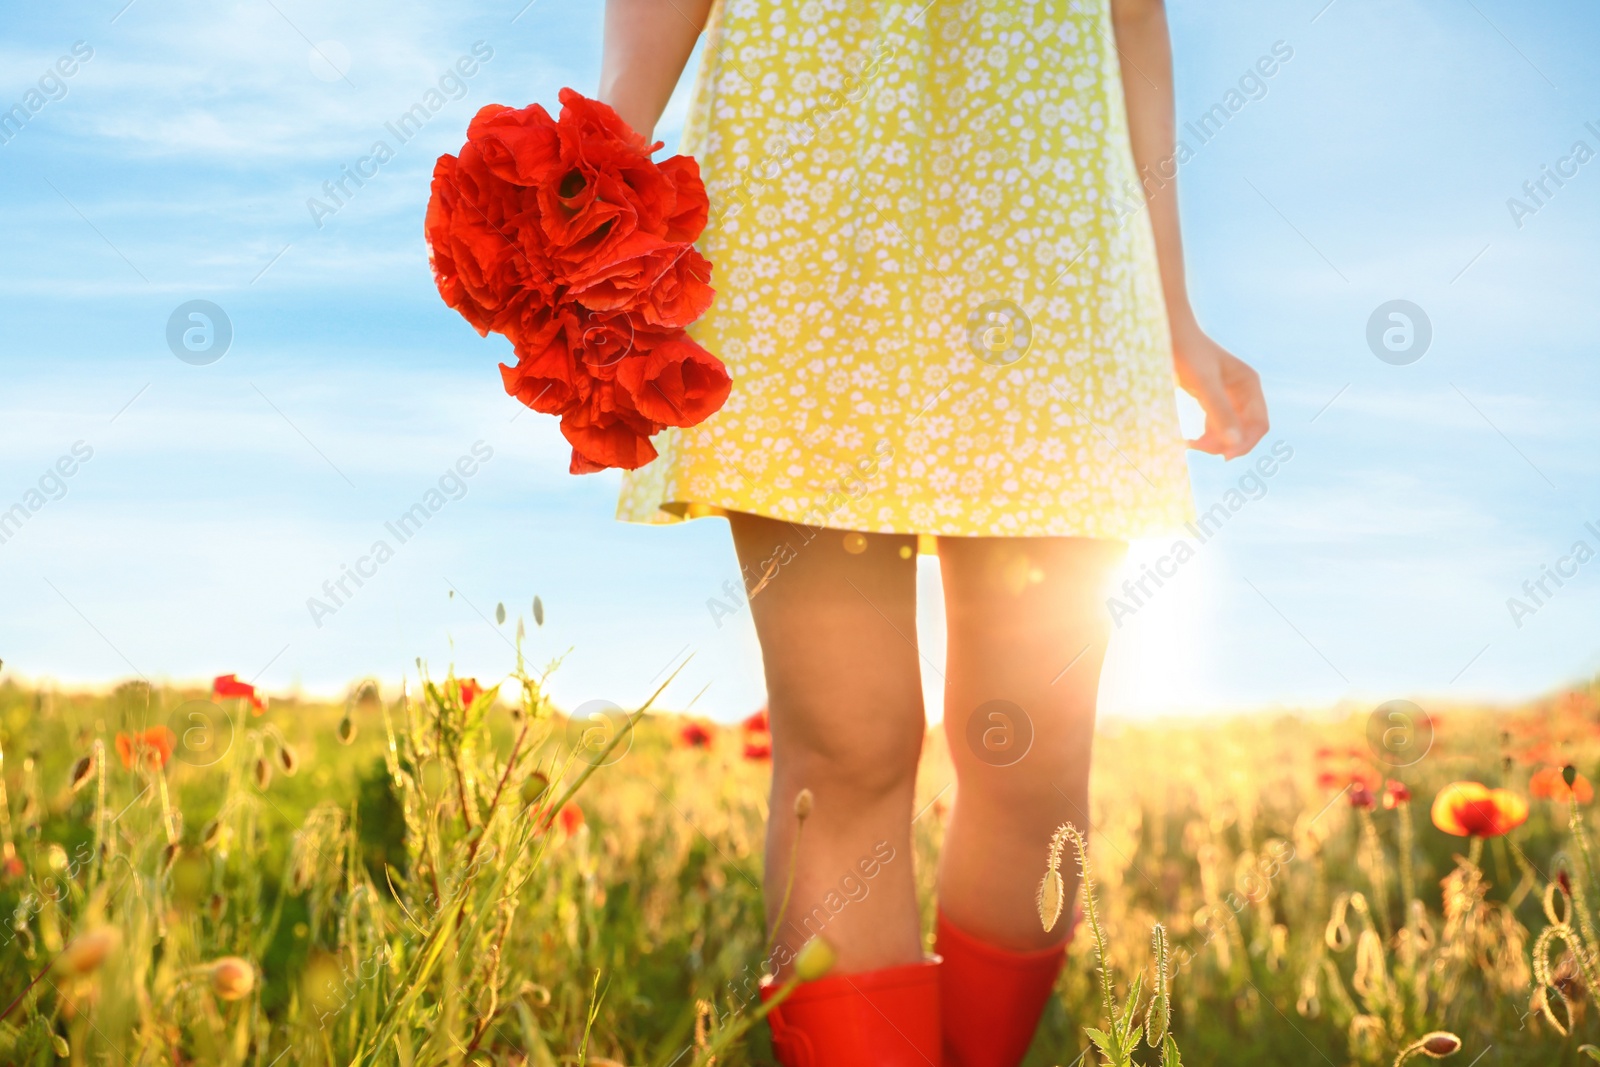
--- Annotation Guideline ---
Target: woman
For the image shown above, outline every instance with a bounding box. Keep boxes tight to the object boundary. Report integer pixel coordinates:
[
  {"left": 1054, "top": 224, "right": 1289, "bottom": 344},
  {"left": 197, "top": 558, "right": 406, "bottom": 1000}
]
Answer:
[{"left": 601, "top": 0, "right": 1268, "bottom": 1062}]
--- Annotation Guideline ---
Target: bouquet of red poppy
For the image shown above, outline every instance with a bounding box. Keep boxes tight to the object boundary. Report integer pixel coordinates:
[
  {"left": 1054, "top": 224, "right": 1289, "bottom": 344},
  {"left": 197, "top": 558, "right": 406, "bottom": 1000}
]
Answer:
[{"left": 425, "top": 89, "right": 729, "bottom": 473}]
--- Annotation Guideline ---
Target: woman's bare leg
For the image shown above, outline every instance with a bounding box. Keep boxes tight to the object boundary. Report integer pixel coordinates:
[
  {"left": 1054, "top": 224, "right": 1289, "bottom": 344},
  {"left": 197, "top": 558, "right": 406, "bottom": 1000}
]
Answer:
[
  {"left": 728, "top": 512, "right": 927, "bottom": 976},
  {"left": 935, "top": 535, "right": 1127, "bottom": 950}
]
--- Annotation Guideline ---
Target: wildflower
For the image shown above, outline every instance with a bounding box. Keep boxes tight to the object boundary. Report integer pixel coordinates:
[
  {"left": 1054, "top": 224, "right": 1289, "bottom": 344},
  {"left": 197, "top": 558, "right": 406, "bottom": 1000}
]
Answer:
[
  {"left": 1430, "top": 781, "right": 1529, "bottom": 838},
  {"left": 114, "top": 726, "right": 177, "bottom": 771},
  {"left": 1, "top": 853, "right": 23, "bottom": 882},
  {"left": 793, "top": 787, "right": 814, "bottom": 821},
  {"left": 457, "top": 678, "right": 482, "bottom": 707},
  {"left": 58, "top": 927, "right": 120, "bottom": 975},
  {"left": 679, "top": 721, "right": 714, "bottom": 749},
  {"left": 742, "top": 707, "right": 769, "bottom": 733},
  {"left": 1530, "top": 765, "right": 1593, "bottom": 803},
  {"left": 207, "top": 957, "right": 256, "bottom": 1000},
  {"left": 213, "top": 674, "right": 265, "bottom": 714},
  {"left": 1349, "top": 781, "right": 1376, "bottom": 810},
  {"left": 558, "top": 802, "right": 585, "bottom": 836},
  {"left": 742, "top": 739, "right": 772, "bottom": 761},
  {"left": 1382, "top": 780, "right": 1412, "bottom": 809}
]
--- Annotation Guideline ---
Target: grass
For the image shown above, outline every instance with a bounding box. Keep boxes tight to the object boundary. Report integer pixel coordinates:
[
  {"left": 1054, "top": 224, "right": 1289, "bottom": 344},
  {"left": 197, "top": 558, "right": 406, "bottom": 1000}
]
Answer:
[{"left": 1, "top": 638, "right": 1599, "bottom": 1066}]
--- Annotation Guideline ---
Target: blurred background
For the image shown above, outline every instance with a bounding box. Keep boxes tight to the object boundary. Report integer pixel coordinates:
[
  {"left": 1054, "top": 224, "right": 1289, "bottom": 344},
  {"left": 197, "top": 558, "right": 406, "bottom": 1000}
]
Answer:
[{"left": 1, "top": 0, "right": 1596, "bottom": 722}]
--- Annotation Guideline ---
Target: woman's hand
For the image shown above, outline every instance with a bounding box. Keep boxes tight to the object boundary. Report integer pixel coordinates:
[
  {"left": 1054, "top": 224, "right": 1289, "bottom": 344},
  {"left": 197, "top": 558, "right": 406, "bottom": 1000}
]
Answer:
[{"left": 1171, "top": 316, "right": 1268, "bottom": 460}]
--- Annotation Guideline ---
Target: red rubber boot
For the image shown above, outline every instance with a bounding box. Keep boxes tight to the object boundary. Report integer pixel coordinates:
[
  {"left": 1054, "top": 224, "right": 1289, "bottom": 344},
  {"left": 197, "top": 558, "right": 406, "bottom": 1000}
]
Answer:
[
  {"left": 760, "top": 958, "right": 942, "bottom": 1067},
  {"left": 936, "top": 912, "right": 1068, "bottom": 1067}
]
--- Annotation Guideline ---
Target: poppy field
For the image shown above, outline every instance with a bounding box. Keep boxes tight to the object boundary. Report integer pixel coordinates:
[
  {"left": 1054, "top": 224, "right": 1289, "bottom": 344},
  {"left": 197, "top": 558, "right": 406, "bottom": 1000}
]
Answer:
[{"left": 2, "top": 643, "right": 1600, "bottom": 1066}]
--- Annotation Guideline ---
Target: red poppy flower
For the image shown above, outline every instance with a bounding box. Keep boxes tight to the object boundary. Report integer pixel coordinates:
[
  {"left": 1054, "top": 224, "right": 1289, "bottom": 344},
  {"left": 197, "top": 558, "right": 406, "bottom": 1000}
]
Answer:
[
  {"left": 679, "top": 722, "right": 714, "bottom": 749},
  {"left": 1349, "top": 781, "right": 1376, "bottom": 810},
  {"left": 742, "top": 708, "right": 769, "bottom": 733},
  {"left": 1530, "top": 766, "right": 1594, "bottom": 803},
  {"left": 426, "top": 90, "right": 728, "bottom": 475},
  {"left": 115, "top": 726, "right": 178, "bottom": 771},
  {"left": 457, "top": 678, "right": 482, "bottom": 708},
  {"left": 1382, "top": 780, "right": 1412, "bottom": 809},
  {"left": 1430, "top": 781, "right": 1529, "bottom": 838},
  {"left": 213, "top": 674, "right": 265, "bottom": 714},
  {"left": 558, "top": 802, "right": 585, "bottom": 836},
  {"left": 742, "top": 740, "right": 772, "bottom": 762}
]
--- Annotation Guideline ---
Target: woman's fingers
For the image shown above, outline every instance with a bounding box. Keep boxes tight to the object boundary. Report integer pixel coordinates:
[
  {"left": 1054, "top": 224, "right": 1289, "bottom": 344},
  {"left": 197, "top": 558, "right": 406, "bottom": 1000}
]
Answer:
[
  {"left": 1185, "top": 361, "right": 1244, "bottom": 459},
  {"left": 1224, "top": 357, "right": 1270, "bottom": 456}
]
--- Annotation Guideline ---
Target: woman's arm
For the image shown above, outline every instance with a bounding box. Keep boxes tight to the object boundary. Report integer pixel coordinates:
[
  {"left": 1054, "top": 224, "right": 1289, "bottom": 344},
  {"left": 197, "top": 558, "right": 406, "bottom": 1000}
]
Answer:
[
  {"left": 599, "top": 0, "right": 714, "bottom": 139},
  {"left": 1110, "top": 0, "right": 1268, "bottom": 460}
]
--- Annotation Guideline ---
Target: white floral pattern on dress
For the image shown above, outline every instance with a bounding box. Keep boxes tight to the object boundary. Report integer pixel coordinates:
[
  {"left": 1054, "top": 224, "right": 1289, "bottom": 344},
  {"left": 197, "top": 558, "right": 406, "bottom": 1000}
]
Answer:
[{"left": 617, "top": 0, "right": 1194, "bottom": 540}]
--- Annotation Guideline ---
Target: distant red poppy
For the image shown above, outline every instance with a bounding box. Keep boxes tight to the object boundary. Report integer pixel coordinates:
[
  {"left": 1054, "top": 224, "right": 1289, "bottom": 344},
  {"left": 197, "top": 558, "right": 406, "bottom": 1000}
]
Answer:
[
  {"left": 679, "top": 722, "right": 714, "bottom": 749},
  {"left": 1530, "top": 766, "right": 1594, "bottom": 804},
  {"left": 457, "top": 678, "right": 483, "bottom": 708},
  {"left": 558, "top": 802, "right": 585, "bottom": 836},
  {"left": 213, "top": 674, "right": 265, "bottom": 714},
  {"left": 743, "top": 707, "right": 769, "bottom": 733},
  {"left": 1349, "top": 781, "right": 1376, "bottom": 810},
  {"left": 742, "top": 740, "right": 772, "bottom": 762},
  {"left": 1431, "top": 781, "right": 1529, "bottom": 838},
  {"left": 1382, "top": 780, "right": 1412, "bottom": 809},
  {"left": 115, "top": 726, "right": 178, "bottom": 771}
]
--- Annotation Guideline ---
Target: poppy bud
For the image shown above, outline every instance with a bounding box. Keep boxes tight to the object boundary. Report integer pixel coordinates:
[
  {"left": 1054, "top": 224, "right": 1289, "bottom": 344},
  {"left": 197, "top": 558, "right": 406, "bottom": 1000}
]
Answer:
[
  {"left": 794, "top": 788, "right": 814, "bottom": 821},
  {"left": 277, "top": 743, "right": 299, "bottom": 776},
  {"left": 254, "top": 757, "right": 272, "bottom": 790},
  {"left": 520, "top": 772, "right": 550, "bottom": 805},
  {"left": 1419, "top": 1031, "right": 1461, "bottom": 1057},
  {"left": 208, "top": 956, "right": 256, "bottom": 1001},
  {"left": 69, "top": 755, "right": 94, "bottom": 793},
  {"left": 1564, "top": 764, "right": 1578, "bottom": 787},
  {"left": 793, "top": 936, "right": 836, "bottom": 982},
  {"left": 337, "top": 714, "right": 357, "bottom": 745},
  {"left": 58, "top": 927, "right": 119, "bottom": 975}
]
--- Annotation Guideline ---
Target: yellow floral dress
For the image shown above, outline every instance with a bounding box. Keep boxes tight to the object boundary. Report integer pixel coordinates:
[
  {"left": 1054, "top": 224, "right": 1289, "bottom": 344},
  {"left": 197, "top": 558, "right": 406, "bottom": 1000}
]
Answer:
[{"left": 616, "top": 0, "right": 1194, "bottom": 541}]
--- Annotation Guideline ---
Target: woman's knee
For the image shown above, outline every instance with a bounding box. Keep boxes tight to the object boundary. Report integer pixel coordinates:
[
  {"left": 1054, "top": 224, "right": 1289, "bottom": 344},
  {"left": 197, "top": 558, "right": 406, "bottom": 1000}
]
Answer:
[{"left": 777, "top": 709, "right": 926, "bottom": 801}]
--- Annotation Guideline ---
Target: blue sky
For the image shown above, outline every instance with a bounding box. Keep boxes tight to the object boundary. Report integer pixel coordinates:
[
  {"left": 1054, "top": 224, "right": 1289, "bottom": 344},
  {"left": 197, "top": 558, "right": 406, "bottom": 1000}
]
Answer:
[{"left": 1, "top": 0, "right": 1596, "bottom": 722}]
